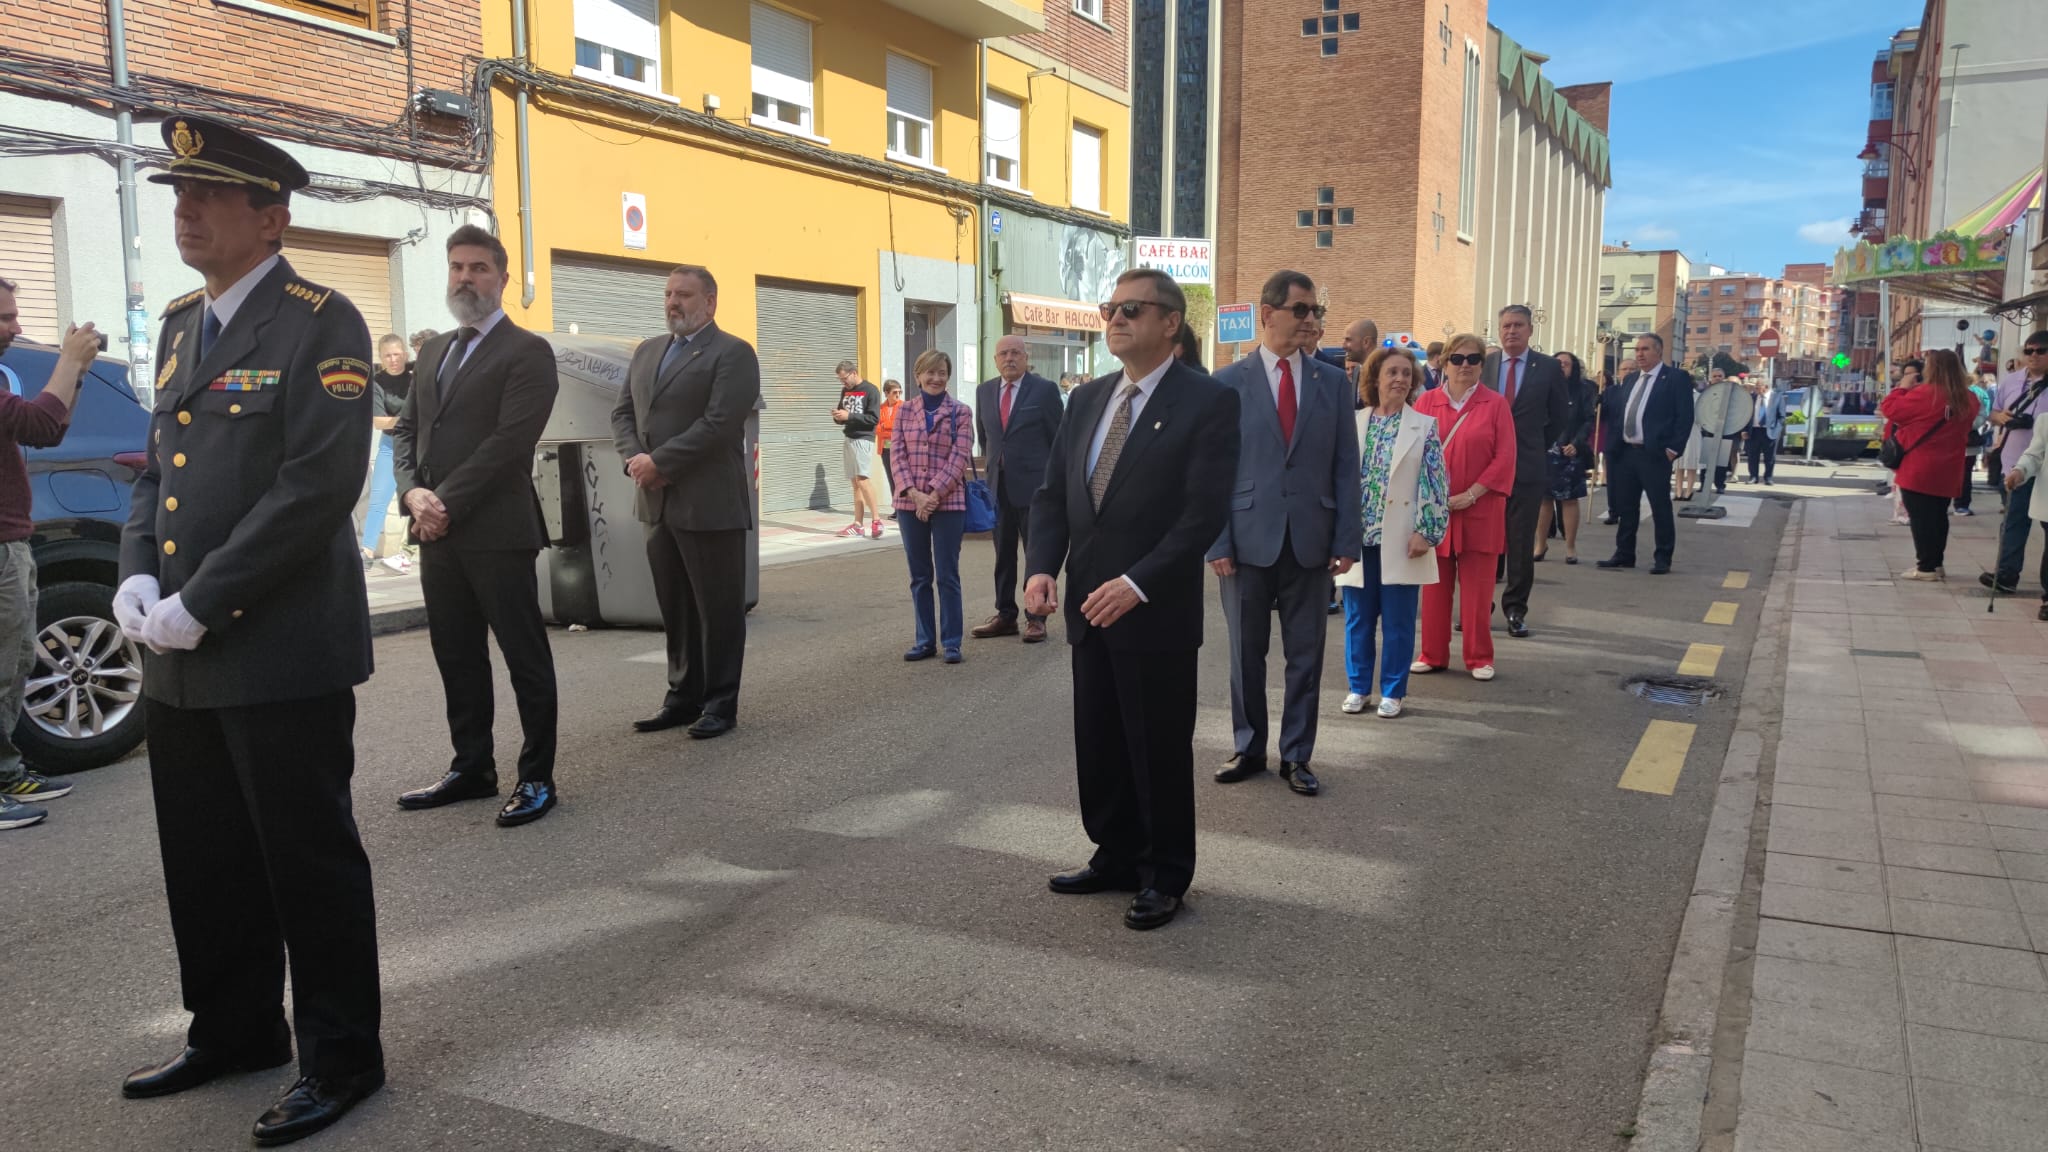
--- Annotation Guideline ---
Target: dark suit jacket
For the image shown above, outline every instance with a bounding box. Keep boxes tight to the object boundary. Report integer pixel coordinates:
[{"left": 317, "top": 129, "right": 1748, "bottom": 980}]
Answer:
[
  {"left": 1026, "top": 359, "right": 1239, "bottom": 652},
  {"left": 610, "top": 322, "right": 761, "bottom": 533},
  {"left": 1558, "top": 373, "right": 1599, "bottom": 456},
  {"left": 1483, "top": 349, "right": 1569, "bottom": 490},
  {"left": 1600, "top": 364, "right": 1697, "bottom": 460},
  {"left": 393, "top": 315, "right": 559, "bottom": 550},
  {"left": 976, "top": 371, "right": 1061, "bottom": 508}
]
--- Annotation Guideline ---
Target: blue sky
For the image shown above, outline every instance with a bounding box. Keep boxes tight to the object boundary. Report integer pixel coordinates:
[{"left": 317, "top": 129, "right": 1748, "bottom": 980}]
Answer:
[{"left": 1488, "top": 0, "right": 1925, "bottom": 276}]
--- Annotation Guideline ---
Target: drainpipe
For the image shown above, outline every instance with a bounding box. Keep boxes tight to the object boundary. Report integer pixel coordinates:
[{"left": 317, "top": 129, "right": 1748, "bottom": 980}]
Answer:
[
  {"left": 977, "top": 40, "right": 989, "bottom": 384},
  {"left": 107, "top": 0, "right": 149, "bottom": 391},
  {"left": 512, "top": 0, "right": 536, "bottom": 308}
]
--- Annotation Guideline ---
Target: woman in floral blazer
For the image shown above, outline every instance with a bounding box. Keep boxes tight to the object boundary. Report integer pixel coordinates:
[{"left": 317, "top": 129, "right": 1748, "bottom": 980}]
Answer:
[{"left": 889, "top": 349, "right": 975, "bottom": 662}]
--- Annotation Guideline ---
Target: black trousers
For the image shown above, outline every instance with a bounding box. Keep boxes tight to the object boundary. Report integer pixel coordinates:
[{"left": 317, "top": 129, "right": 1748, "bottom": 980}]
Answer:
[
  {"left": 1072, "top": 631, "right": 1198, "bottom": 897},
  {"left": 1610, "top": 442, "right": 1677, "bottom": 566},
  {"left": 1745, "top": 433, "right": 1778, "bottom": 481},
  {"left": 647, "top": 524, "right": 747, "bottom": 720},
  {"left": 420, "top": 544, "right": 557, "bottom": 784},
  {"left": 1501, "top": 482, "right": 1543, "bottom": 616},
  {"left": 1603, "top": 450, "right": 1621, "bottom": 517},
  {"left": 146, "top": 691, "right": 382, "bottom": 1079},
  {"left": 880, "top": 449, "right": 894, "bottom": 509},
  {"left": 1900, "top": 486, "right": 1951, "bottom": 573},
  {"left": 991, "top": 473, "right": 1040, "bottom": 622},
  {"left": 1222, "top": 544, "right": 1330, "bottom": 763}
]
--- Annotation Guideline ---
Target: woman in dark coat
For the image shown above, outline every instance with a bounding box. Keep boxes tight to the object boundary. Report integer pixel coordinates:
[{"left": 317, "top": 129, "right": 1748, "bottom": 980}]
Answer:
[{"left": 1536, "top": 350, "right": 1598, "bottom": 563}]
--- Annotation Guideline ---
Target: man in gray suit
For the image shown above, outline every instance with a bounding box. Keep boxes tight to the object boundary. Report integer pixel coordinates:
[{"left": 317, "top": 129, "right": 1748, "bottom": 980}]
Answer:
[
  {"left": 611, "top": 265, "right": 762, "bottom": 740},
  {"left": 1207, "top": 270, "right": 1361, "bottom": 797}
]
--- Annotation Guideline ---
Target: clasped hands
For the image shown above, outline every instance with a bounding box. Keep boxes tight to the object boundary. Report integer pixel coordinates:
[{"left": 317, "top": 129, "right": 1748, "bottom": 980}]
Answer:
[
  {"left": 113, "top": 576, "right": 206, "bottom": 654},
  {"left": 905, "top": 488, "right": 941, "bottom": 521},
  {"left": 404, "top": 488, "right": 452, "bottom": 542},
  {"left": 626, "top": 453, "right": 669, "bottom": 492}
]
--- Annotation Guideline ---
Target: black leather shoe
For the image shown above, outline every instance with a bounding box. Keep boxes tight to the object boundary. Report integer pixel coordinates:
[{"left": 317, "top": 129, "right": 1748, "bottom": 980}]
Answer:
[
  {"left": 1600, "top": 513, "right": 1618, "bottom": 525},
  {"left": 1124, "top": 889, "right": 1183, "bottom": 930},
  {"left": 1596, "top": 556, "right": 1634, "bottom": 570},
  {"left": 1280, "top": 761, "right": 1320, "bottom": 796},
  {"left": 496, "top": 782, "right": 556, "bottom": 827},
  {"left": 251, "top": 1069, "right": 384, "bottom": 1147},
  {"left": 1649, "top": 562, "right": 1672, "bottom": 575},
  {"left": 633, "top": 705, "right": 700, "bottom": 733},
  {"left": 122, "top": 1044, "right": 292, "bottom": 1099},
  {"left": 396, "top": 771, "right": 497, "bottom": 810},
  {"left": 1214, "top": 754, "right": 1268, "bottom": 783},
  {"left": 1048, "top": 865, "right": 1139, "bottom": 895},
  {"left": 686, "top": 714, "right": 734, "bottom": 740},
  {"left": 1981, "top": 572, "right": 2019, "bottom": 593},
  {"left": 1506, "top": 613, "right": 1529, "bottom": 638}
]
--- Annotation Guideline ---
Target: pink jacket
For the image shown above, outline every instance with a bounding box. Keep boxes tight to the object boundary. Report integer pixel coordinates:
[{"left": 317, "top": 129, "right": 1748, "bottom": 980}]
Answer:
[{"left": 889, "top": 393, "right": 975, "bottom": 512}]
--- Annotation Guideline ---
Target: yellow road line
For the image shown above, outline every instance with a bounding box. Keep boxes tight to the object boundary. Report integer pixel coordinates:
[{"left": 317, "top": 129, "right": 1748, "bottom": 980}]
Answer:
[
  {"left": 1704, "top": 601, "right": 1739, "bottom": 626},
  {"left": 1679, "top": 643, "right": 1724, "bottom": 677},
  {"left": 1723, "top": 571, "right": 1750, "bottom": 589},
  {"left": 1619, "top": 721, "right": 1697, "bottom": 795}
]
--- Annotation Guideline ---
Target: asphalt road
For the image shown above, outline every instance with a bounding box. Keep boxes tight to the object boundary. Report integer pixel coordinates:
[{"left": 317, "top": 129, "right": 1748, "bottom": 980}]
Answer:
[{"left": 4, "top": 490, "right": 1790, "bottom": 1152}]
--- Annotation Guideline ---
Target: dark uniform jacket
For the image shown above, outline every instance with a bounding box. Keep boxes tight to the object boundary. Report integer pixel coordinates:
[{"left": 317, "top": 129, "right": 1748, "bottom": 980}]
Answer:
[
  {"left": 119, "top": 258, "right": 375, "bottom": 708},
  {"left": 611, "top": 322, "right": 761, "bottom": 533},
  {"left": 392, "top": 317, "right": 559, "bottom": 550}
]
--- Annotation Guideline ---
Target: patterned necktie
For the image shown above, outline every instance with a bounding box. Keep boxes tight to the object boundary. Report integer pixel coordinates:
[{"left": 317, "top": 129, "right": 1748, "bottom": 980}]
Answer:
[
  {"left": 1090, "top": 381, "right": 1141, "bottom": 510},
  {"left": 1277, "top": 355, "right": 1297, "bottom": 444},
  {"left": 1001, "top": 382, "right": 1015, "bottom": 429},
  {"left": 1504, "top": 355, "right": 1519, "bottom": 404},
  {"left": 200, "top": 307, "right": 222, "bottom": 358}
]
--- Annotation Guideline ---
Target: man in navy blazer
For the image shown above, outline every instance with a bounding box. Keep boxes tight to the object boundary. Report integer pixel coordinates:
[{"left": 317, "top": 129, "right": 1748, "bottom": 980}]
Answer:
[
  {"left": 1598, "top": 333, "right": 1695, "bottom": 574},
  {"left": 972, "top": 334, "right": 1062, "bottom": 643},
  {"left": 1206, "top": 271, "right": 1361, "bottom": 797},
  {"left": 1742, "top": 375, "right": 1790, "bottom": 485}
]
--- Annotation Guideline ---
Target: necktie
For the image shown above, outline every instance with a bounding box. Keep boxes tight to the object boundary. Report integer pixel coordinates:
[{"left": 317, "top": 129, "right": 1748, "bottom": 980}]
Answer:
[
  {"left": 439, "top": 326, "right": 478, "bottom": 403},
  {"left": 1000, "top": 382, "right": 1015, "bottom": 429},
  {"left": 1277, "top": 355, "right": 1298, "bottom": 444},
  {"left": 1627, "top": 371, "right": 1652, "bottom": 442},
  {"left": 659, "top": 336, "right": 686, "bottom": 376},
  {"left": 200, "top": 307, "right": 222, "bottom": 358},
  {"left": 1090, "top": 382, "right": 1141, "bottom": 510},
  {"left": 1503, "top": 356, "right": 1519, "bottom": 404}
]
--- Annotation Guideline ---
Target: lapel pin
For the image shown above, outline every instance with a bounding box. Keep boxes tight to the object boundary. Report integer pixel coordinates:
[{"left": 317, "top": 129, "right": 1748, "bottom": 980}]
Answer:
[{"left": 1153, "top": 421, "right": 1162, "bottom": 430}]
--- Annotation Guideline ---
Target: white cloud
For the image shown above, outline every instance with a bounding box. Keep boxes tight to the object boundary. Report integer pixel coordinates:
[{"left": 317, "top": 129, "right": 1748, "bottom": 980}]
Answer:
[
  {"left": 1635, "top": 224, "right": 1679, "bottom": 243},
  {"left": 1798, "top": 217, "right": 1854, "bottom": 244}
]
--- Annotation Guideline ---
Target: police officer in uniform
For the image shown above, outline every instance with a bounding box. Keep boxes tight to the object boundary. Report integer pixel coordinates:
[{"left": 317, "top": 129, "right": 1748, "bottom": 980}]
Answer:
[{"left": 112, "top": 114, "right": 385, "bottom": 1147}]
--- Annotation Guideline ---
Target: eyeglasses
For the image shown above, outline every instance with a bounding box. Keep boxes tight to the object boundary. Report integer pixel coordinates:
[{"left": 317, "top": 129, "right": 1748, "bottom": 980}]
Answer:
[
  {"left": 1443, "top": 353, "right": 1484, "bottom": 366},
  {"left": 1098, "top": 299, "right": 1174, "bottom": 321},
  {"left": 1277, "top": 302, "right": 1329, "bottom": 320},
  {"left": 2025, "top": 346, "right": 2048, "bottom": 355}
]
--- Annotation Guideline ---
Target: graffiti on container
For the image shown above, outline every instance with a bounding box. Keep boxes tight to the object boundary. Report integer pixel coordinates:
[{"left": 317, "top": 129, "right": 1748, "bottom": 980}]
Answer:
[
  {"left": 583, "top": 450, "right": 612, "bottom": 582},
  {"left": 555, "top": 348, "right": 626, "bottom": 387}
]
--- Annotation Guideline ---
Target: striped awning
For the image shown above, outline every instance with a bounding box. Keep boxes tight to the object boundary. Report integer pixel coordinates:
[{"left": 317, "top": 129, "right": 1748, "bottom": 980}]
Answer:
[{"left": 1950, "top": 166, "right": 2044, "bottom": 235}]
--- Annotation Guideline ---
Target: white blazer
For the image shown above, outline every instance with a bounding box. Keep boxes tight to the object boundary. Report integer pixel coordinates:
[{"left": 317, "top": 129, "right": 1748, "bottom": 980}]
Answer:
[
  {"left": 2010, "top": 425, "right": 2048, "bottom": 523},
  {"left": 1335, "top": 406, "right": 1442, "bottom": 589}
]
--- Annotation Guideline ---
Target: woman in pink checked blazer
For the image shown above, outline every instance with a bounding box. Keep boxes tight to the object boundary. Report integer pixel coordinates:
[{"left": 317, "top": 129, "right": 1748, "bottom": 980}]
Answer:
[{"left": 889, "top": 349, "right": 975, "bottom": 663}]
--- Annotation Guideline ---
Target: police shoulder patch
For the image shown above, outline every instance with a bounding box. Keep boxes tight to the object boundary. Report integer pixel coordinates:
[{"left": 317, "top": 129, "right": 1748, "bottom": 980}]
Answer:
[
  {"left": 161, "top": 288, "right": 206, "bottom": 317},
  {"left": 283, "top": 281, "right": 334, "bottom": 313},
  {"left": 318, "top": 358, "right": 370, "bottom": 400}
]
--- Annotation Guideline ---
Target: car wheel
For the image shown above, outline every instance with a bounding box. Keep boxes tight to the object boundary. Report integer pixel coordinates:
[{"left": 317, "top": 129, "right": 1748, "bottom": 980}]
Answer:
[{"left": 12, "top": 581, "right": 147, "bottom": 773}]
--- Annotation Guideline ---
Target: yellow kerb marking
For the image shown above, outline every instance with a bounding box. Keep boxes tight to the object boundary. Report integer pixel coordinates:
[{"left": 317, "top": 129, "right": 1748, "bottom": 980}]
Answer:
[
  {"left": 1619, "top": 721, "right": 1697, "bottom": 795},
  {"left": 1679, "top": 643, "right": 1724, "bottom": 677},
  {"left": 1704, "top": 601, "right": 1739, "bottom": 626},
  {"left": 1723, "top": 571, "right": 1750, "bottom": 589}
]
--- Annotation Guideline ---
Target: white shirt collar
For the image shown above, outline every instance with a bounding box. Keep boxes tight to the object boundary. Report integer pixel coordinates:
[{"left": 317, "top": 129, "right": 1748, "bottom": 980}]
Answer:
[
  {"left": 204, "top": 253, "right": 282, "bottom": 330},
  {"left": 1119, "top": 355, "right": 1174, "bottom": 399},
  {"left": 1257, "top": 343, "right": 1303, "bottom": 385},
  {"left": 463, "top": 308, "right": 507, "bottom": 340}
]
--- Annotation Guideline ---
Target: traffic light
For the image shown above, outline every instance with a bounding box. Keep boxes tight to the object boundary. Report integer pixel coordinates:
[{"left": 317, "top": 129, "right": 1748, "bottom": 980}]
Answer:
[{"left": 1832, "top": 353, "right": 1851, "bottom": 368}]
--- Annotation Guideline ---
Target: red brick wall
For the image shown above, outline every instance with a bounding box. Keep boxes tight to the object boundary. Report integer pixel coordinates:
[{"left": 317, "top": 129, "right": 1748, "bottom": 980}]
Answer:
[
  {"left": 1015, "top": 0, "right": 1128, "bottom": 92},
  {"left": 1556, "top": 81, "right": 1609, "bottom": 134},
  {"left": 1, "top": 0, "right": 478, "bottom": 129}
]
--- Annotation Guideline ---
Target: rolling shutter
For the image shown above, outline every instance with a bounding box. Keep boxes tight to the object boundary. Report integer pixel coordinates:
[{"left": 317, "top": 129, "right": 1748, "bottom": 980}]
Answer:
[
  {"left": 755, "top": 280, "right": 857, "bottom": 514},
  {"left": 574, "top": 0, "right": 658, "bottom": 56},
  {"left": 0, "top": 195, "right": 60, "bottom": 345},
  {"left": 751, "top": 2, "right": 813, "bottom": 108},
  {"left": 1071, "top": 124, "right": 1103, "bottom": 212},
  {"left": 886, "top": 53, "right": 933, "bottom": 122},
  {"left": 985, "top": 92, "right": 1022, "bottom": 166},
  {"left": 282, "top": 229, "right": 394, "bottom": 341},
  {"left": 549, "top": 254, "right": 670, "bottom": 340}
]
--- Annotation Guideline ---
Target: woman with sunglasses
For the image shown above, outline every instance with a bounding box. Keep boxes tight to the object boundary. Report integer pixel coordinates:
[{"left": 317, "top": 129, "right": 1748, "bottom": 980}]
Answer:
[{"left": 1411, "top": 332, "right": 1517, "bottom": 681}]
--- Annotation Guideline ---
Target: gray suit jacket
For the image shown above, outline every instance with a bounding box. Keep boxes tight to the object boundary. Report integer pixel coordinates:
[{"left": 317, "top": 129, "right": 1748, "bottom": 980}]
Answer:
[
  {"left": 610, "top": 322, "right": 761, "bottom": 533},
  {"left": 1205, "top": 349, "right": 1362, "bottom": 569}
]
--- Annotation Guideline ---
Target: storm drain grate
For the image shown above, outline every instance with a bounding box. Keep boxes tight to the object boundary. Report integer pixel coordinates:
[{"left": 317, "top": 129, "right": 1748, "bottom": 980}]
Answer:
[
  {"left": 1850, "top": 648, "right": 1922, "bottom": 660},
  {"left": 1834, "top": 533, "right": 1880, "bottom": 541},
  {"left": 1624, "top": 675, "right": 1719, "bottom": 707}
]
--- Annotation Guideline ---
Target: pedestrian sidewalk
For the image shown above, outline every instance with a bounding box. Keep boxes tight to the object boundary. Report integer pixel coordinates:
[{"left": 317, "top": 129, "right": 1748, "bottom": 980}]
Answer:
[{"left": 1735, "top": 487, "right": 2048, "bottom": 1152}]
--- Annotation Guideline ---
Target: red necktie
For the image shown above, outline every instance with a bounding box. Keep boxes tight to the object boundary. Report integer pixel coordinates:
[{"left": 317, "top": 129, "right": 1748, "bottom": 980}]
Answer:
[
  {"left": 1277, "top": 356, "right": 1298, "bottom": 443},
  {"left": 1503, "top": 355, "right": 1519, "bottom": 403},
  {"left": 1000, "top": 382, "right": 1014, "bottom": 429}
]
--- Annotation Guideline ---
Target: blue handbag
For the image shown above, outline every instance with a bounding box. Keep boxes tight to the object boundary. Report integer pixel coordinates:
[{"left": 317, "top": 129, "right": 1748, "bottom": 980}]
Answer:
[{"left": 954, "top": 406, "right": 998, "bottom": 532}]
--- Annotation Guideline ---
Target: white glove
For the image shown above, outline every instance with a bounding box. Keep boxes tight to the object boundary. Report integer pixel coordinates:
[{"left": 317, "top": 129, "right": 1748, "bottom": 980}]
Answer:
[
  {"left": 140, "top": 592, "right": 207, "bottom": 654},
  {"left": 113, "top": 575, "right": 160, "bottom": 643}
]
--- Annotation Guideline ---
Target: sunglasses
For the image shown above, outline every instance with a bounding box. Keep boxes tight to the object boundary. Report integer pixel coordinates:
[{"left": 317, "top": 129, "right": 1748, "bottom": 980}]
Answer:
[
  {"left": 1098, "top": 299, "right": 1174, "bottom": 320},
  {"left": 1443, "top": 353, "right": 1484, "bottom": 366},
  {"left": 1277, "top": 302, "right": 1329, "bottom": 320},
  {"left": 2026, "top": 346, "right": 2048, "bottom": 355}
]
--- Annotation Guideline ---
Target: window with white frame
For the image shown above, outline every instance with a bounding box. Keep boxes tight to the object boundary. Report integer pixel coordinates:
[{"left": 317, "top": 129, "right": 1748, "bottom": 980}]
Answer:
[
  {"left": 1071, "top": 123, "right": 1102, "bottom": 213},
  {"left": 573, "top": 0, "right": 661, "bottom": 94},
  {"left": 1627, "top": 318, "right": 1651, "bottom": 333},
  {"left": 886, "top": 53, "right": 935, "bottom": 165},
  {"left": 985, "top": 91, "right": 1022, "bottom": 189},
  {"left": 1072, "top": 0, "right": 1102, "bottom": 21},
  {"left": 751, "top": 2, "right": 814, "bottom": 134},
  {"left": 1457, "top": 38, "right": 1479, "bottom": 236}
]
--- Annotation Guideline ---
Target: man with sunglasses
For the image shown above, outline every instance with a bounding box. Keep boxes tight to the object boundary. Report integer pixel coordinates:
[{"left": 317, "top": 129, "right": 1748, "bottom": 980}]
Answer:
[
  {"left": 1206, "top": 271, "right": 1360, "bottom": 799},
  {"left": 1484, "top": 305, "right": 1569, "bottom": 638},
  {"left": 1024, "top": 269, "right": 1239, "bottom": 931},
  {"left": 1982, "top": 332, "right": 2048, "bottom": 598}
]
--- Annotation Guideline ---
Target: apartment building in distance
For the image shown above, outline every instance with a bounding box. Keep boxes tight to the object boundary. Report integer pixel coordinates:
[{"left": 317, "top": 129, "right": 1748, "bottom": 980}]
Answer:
[
  {"left": 1596, "top": 245, "right": 1694, "bottom": 372},
  {"left": 1781, "top": 262, "right": 1844, "bottom": 362},
  {"left": 1686, "top": 272, "right": 1833, "bottom": 364},
  {"left": 0, "top": 0, "right": 488, "bottom": 393}
]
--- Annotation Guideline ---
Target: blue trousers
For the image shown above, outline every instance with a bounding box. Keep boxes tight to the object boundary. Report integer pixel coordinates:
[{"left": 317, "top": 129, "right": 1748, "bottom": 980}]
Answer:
[
  {"left": 1996, "top": 476, "right": 2048, "bottom": 595},
  {"left": 899, "top": 509, "right": 965, "bottom": 652},
  {"left": 359, "top": 434, "right": 396, "bottom": 554},
  {"left": 1341, "top": 549, "right": 1420, "bottom": 698}
]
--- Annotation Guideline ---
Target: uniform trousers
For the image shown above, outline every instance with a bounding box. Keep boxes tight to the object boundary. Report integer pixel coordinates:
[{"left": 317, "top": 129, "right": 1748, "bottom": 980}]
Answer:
[
  {"left": 1420, "top": 549, "right": 1497, "bottom": 670},
  {"left": 1072, "top": 630, "right": 1198, "bottom": 897},
  {"left": 420, "top": 543, "right": 557, "bottom": 783},
  {"left": 146, "top": 691, "right": 382, "bottom": 1079},
  {"left": 647, "top": 524, "right": 747, "bottom": 720}
]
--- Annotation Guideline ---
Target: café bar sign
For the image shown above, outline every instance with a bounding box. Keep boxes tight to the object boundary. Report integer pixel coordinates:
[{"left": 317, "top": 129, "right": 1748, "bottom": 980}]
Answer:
[
  {"left": 1131, "top": 237, "right": 1214, "bottom": 286},
  {"left": 1005, "top": 291, "right": 1104, "bottom": 332}
]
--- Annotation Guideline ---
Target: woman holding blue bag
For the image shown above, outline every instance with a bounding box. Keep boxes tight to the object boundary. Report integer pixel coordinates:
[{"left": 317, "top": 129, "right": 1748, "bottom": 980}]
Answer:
[{"left": 890, "top": 349, "right": 975, "bottom": 663}]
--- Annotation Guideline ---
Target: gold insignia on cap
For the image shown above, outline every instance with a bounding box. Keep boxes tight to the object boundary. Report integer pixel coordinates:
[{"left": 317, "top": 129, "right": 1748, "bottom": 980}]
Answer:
[{"left": 171, "top": 120, "right": 203, "bottom": 159}]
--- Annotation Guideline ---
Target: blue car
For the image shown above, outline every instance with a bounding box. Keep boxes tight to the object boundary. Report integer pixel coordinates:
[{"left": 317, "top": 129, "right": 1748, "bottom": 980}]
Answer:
[{"left": 0, "top": 343, "right": 150, "bottom": 772}]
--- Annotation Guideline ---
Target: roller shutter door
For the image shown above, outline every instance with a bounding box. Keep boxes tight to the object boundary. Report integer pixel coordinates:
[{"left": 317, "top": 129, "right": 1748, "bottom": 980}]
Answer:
[
  {"left": 0, "top": 196, "right": 60, "bottom": 345},
  {"left": 550, "top": 254, "right": 669, "bottom": 340},
  {"left": 283, "top": 229, "right": 394, "bottom": 341},
  {"left": 755, "top": 280, "right": 857, "bottom": 513}
]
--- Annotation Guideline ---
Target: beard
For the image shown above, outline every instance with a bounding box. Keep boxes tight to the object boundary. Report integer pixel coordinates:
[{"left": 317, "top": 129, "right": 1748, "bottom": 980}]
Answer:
[
  {"left": 667, "top": 312, "right": 701, "bottom": 338},
  {"left": 447, "top": 285, "right": 493, "bottom": 326}
]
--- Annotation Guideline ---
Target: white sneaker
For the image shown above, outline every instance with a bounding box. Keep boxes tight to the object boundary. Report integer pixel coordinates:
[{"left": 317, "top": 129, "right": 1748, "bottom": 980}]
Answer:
[
  {"left": 1900, "top": 567, "right": 1944, "bottom": 581},
  {"left": 1409, "top": 660, "right": 1439, "bottom": 674},
  {"left": 1471, "top": 665, "right": 1496, "bottom": 681},
  {"left": 380, "top": 553, "right": 412, "bottom": 574},
  {"left": 1341, "top": 693, "right": 1367, "bottom": 714},
  {"left": 1377, "top": 696, "right": 1403, "bottom": 718}
]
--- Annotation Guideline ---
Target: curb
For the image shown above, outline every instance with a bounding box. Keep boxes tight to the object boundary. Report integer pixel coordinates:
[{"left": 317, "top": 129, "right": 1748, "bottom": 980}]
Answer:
[
  {"left": 369, "top": 605, "right": 429, "bottom": 636},
  {"left": 1627, "top": 499, "right": 1799, "bottom": 1151}
]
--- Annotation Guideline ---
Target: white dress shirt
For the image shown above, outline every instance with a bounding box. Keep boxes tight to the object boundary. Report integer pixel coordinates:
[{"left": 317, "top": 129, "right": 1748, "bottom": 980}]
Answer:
[
  {"left": 1085, "top": 355, "right": 1175, "bottom": 603},
  {"left": 1625, "top": 365, "right": 1660, "bottom": 445},
  {"left": 204, "top": 252, "right": 282, "bottom": 332},
  {"left": 442, "top": 307, "right": 507, "bottom": 375},
  {"left": 1256, "top": 344, "right": 1305, "bottom": 412},
  {"left": 1497, "top": 351, "right": 1526, "bottom": 396}
]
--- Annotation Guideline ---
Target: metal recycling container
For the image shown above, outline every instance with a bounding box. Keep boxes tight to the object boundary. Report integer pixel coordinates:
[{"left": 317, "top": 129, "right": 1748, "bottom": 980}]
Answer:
[{"left": 535, "top": 332, "right": 761, "bottom": 627}]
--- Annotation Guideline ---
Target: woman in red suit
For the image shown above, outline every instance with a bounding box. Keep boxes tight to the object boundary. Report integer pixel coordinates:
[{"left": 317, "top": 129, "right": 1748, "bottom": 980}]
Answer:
[{"left": 1412, "top": 331, "right": 1518, "bottom": 680}]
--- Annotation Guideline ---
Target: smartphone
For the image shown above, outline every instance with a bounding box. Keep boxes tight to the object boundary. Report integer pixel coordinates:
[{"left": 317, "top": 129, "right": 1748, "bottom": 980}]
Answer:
[{"left": 95, "top": 330, "right": 109, "bottom": 352}]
